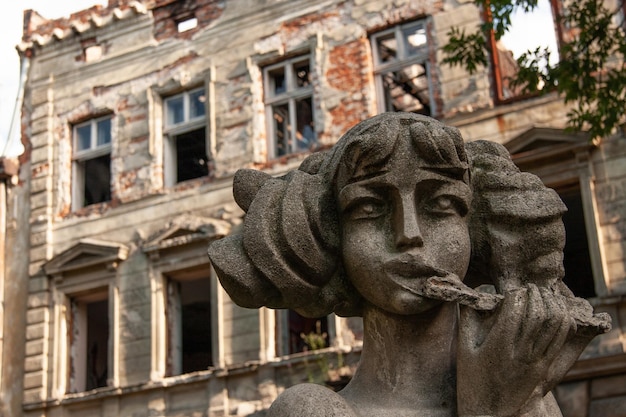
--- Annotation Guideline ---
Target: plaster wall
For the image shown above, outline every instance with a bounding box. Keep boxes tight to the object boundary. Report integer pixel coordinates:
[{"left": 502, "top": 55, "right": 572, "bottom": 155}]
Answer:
[{"left": 12, "top": 0, "right": 626, "bottom": 416}]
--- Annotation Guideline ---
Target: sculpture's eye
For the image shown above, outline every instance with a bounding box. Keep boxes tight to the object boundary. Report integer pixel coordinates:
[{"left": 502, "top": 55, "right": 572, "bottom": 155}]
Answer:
[
  {"left": 425, "top": 194, "right": 468, "bottom": 217},
  {"left": 345, "top": 198, "right": 387, "bottom": 220}
]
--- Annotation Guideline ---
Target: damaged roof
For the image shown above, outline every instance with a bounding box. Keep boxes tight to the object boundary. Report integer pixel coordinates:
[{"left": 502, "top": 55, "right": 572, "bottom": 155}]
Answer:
[{"left": 17, "top": 0, "right": 154, "bottom": 51}]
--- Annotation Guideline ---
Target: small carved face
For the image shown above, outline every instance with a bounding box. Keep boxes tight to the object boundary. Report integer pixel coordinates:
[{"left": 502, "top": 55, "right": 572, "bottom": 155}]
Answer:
[{"left": 339, "top": 139, "right": 472, "bottom": 315}]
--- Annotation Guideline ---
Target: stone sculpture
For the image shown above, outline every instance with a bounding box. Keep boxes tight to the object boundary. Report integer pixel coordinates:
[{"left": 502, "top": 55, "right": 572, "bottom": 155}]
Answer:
[{"left": 208, "top": 113, "right": 611, "bottom": 417}]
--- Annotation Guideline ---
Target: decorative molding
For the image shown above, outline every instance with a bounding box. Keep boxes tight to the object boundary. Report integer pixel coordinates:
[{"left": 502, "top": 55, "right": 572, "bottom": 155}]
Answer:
[
  {"left": 505, "top": 127, "right": 592, "bottom": 164},
  {"left": 43, "top": 239, "right": 128, "bottom": 277},
  {"left": 142, "top": 214, "right": 231, "bottom": 254}
]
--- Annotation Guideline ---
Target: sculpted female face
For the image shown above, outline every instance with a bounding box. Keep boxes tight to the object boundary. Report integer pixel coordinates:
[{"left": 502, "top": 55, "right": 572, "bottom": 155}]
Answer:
[{"left": 339, "top": 136, "right": 472, "bottom": 315}]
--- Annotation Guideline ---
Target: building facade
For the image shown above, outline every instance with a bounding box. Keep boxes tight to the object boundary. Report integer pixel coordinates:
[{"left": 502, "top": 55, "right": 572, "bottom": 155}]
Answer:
[{"left": 3, "top": 0, "right": 625, "bottom": 416}]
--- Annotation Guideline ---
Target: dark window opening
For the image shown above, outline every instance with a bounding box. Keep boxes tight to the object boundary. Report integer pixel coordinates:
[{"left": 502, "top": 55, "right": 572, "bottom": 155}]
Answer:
[
  {"left": 270, "top": 99, "right": 317, "bottom": 158},
  {"left": 167, "top": 276, "right": 212, "bottom": 375},
  {"left": 371, "top": 21, "right": 432, "bottom": 115},
  {"left": 295, "top": 97, "right": 316, "bottom": 152},
  {"left": 85, "top": 299, "right": 109, "bottom": 390},
  {"left": 381, "top": 64, "right": 431, "bottom": 115},
  {"left": 69, "top": 294, "right": 109, "bottom": 393},
  {"left": 272, "top": 103, "right": 289, "bottom": 157},
  {"left": 175, "top": 127, "right": 209, "bottom": 183},
  {"left": 264, "top": 56, "right": 317, "bottom": 158},
  {"left": 559, "top": 186, "right": 596, "bottom": 298},
  {"left": 83, "top": 154, "right": 111, "bottom": 206},
  {"left": 286, "top": 310, "right": 329, "bottom": 354}
]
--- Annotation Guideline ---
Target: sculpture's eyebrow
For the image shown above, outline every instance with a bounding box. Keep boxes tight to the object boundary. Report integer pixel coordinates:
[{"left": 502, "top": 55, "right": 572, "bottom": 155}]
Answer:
[
  {"left": 346, "top": 168, "right": 389, "bottom": 185},
  {"left": 337, "top": 179, "right": 388, "bottom": 212}
]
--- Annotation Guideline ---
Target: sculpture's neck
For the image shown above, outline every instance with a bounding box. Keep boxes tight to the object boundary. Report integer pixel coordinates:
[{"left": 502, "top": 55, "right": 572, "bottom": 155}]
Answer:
[{"left": 341, "top": 302, "right": 458, "bottom": 417}]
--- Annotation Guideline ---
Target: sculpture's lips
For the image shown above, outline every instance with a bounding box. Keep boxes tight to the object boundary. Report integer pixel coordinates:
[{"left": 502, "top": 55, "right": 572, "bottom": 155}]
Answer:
[
  {"left": 384, "top": 255, "right": 503, "bottom": 312},
  {"left": 383, "top": 255, "right": 447, "bottom": 280}
]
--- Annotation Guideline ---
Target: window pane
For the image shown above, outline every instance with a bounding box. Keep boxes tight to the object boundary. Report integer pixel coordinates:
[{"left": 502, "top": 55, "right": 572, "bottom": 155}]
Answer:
[
  {"left": 76, "top": 124, "right": 92, "bottom": 151},
  {"left": 83, "top": 154, "right": 111, "bottom": 206},
  {"left": 403, "top": 24, "right": 427, "bottom": 57},
  {"left": 268, "top": 66, "right": 286, "bottom": 96},
  {"left": 295, "top": 97, "right": 316, "bottom": 152},
  {"left": 189, "top": 89, "right": 206, "bottom": 119},
  {"left": 293, "top": 61, "right": 311, "bottom": 89},
  {"left": 374, "top": 32, "right": 398, "bottom": 64},
  {"left": 560, "top": 188, "right": 596, "bottom": 298},
  {"left": 96, "top": 118, "right": 111, "bottom": 147},
  {"left": 85, "top": 299, "right": 109, "bottom": 390},
  {"left": 271, "top": 103, "right": 290, "bottom": 157},
  {"left": 166, "top": 96, "right": 185, "bottom": 126},
  {"left": 175, "top": 127, "right": 209, "bottom": 183},
  {"left": 381, "top": 64, "right": 431, "bottom": 115},
  {"left": 179, "top": 278, "right": 212, "bottom": 373}
]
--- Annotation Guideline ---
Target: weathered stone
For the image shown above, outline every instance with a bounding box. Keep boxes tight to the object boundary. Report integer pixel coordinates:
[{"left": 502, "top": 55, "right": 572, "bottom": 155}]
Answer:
[{"left": 209, "top": 113, "right": 611, "bottom": 417}]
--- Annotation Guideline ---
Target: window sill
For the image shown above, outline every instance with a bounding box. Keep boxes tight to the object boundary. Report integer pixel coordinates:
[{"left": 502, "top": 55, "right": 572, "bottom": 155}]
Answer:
[
  {"left": 22, "top": 346, "right": 363, "bottom": 411},
  {"left": 269, "top": 344, "right": 362, "bottom": 366}
]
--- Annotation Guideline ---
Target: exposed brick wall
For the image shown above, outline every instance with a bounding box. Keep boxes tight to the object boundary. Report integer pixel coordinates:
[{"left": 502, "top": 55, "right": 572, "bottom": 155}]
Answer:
[
  {"left": 152, "top": 0, "right": 224, "bottom": 41},
  {"left": 280, "top": 10, "right": 340, "bottom": 35},
  {"left": 325, "top": 39, "right": 373, "bottom": 139}
]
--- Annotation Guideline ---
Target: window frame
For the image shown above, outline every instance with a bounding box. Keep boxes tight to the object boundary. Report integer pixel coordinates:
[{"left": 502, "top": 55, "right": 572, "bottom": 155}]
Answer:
[
  {"left": 142, "top": 218, "right": 229, "bottom": 380},
  {"left": 263, "top": 54, "right": 317, "bottom": 158},
  {"left": 72, "top": 115, "right": 113, "bottom": 210},
  {"left": 485, "top": 0, "right": 562, "bottom": 104},
  {"left": 164, "top": 267, "right": 214, "bottom": 376},
  {"left": 43, "top": 240, "right": 126, "bottom": 398},
  {"left": 370, "top": 19, "right": 435, "bottom": 115},
  {"left": 163, "top": 87, "right": 209, "bottom": 187},
  {"left": 66, "top": 289, "right": 111, "bottom": 393}
]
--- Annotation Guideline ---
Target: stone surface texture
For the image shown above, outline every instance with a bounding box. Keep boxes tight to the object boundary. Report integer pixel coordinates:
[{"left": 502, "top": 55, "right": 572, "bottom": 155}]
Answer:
[
  {"left": 4, "top": 1, "right": 626, "bottom": 416},
  {"left": 209, "top": 113, "right": 611, "bottom": 417}
]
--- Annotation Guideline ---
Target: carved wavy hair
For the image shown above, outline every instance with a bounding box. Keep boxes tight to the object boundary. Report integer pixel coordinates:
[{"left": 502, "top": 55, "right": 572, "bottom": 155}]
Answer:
[
  {"left": 209, "top": 113, "right": 570, "bottom": 318},
  {"left": 464, "top": 140, "right": 568, "bottom": 292},
  {"left": 208, "top": 113, "right": 470, "bottom": 317}
]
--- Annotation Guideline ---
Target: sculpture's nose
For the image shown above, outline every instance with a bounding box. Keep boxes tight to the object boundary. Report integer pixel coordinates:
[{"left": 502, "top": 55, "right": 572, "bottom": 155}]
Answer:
[{"left": 395, "top": 193, "right": 424, "bottom": 248}]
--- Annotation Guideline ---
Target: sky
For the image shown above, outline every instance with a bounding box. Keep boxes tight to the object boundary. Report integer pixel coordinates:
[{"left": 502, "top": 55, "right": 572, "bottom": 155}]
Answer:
[
  {"left": 0, "top": 0, "right": 558, "bottom": 157},
  {"left": 500, "top": 0, "right": 559, "bottom": 66}
]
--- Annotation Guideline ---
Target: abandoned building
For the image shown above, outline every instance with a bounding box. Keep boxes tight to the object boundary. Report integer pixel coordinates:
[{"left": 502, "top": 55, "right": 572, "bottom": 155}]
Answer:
[{"left": 0, "top": 0, "right": 624, "bottom": 416}]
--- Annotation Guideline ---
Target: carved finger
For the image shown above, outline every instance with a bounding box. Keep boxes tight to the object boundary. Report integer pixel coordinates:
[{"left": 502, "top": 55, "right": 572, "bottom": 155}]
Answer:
[
  {"left": 531, "top": 287, "right": 567, "bottom": 359},
  {"left": 487, "top": 287, "right": 527, "bottom": 350},
  {"left": 459, "top": 304, "right": 494, "bottom": 352},
  {"left": 517, "top": 284, "right": 548, "bottom": 361}
]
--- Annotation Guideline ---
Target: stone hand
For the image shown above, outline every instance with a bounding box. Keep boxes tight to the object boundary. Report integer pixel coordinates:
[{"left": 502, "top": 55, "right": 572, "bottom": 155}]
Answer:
[
  {"left": 540, "top": 294, "right": 611, "bottom": 395},
  {"left": 457, "top": 284, "right": 575, "bottom": 417}
]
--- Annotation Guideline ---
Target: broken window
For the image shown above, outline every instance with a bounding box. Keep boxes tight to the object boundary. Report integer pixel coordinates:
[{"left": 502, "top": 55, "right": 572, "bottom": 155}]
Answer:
[
  {"left": 489, "top": 0, "right": 560, "bottom": 101},
  {"left": 371, "top": 20, "right": 432, "bottom": 115},
  {"left": 558, "top": 184, "right": 596, "bottom": 298},
  {"left": 165, "top": 270, "right": 212, "bottom": 375},
  {"left": 277, "top": 310, "right": 330, "bottom": 355},
  {"left": 68, "top": 290, "right": 109, "bottom": 393},
  {"left": 264, "top": 56, "right": 317, "bottom": 158},
  {"left": 72, "top": 116, "right": 112, "bottom": 209},
  {"left": 164, "top": 88, "right": 209, "bottom": 186}
]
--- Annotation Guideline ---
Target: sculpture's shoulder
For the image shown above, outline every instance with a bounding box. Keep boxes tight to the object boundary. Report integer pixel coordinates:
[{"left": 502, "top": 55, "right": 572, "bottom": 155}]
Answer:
[{"left": 268, "top": 383, "right": 358, "bottom": 417}]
